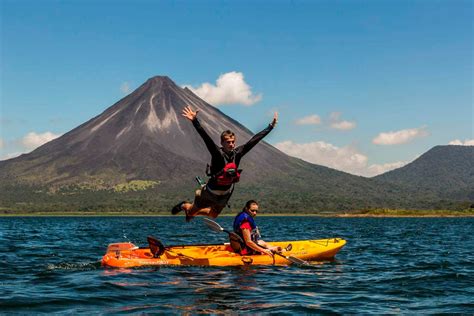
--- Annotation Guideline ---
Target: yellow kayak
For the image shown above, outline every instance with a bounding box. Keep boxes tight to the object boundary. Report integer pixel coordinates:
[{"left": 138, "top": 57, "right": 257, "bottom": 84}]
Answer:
[{"left": 101, "top": 238, "right": 346, "bottom": 268}]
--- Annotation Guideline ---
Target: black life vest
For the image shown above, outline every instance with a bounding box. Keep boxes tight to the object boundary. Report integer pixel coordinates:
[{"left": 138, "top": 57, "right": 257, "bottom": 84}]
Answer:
[{"left": 207, "top": 150, "right": 242, "bottom": 186}]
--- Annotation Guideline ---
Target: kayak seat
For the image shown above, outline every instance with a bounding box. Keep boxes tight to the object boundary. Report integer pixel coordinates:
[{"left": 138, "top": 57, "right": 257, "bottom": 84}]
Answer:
[{"left": 229, "top": 232, "right": 245, "bottom": 254}]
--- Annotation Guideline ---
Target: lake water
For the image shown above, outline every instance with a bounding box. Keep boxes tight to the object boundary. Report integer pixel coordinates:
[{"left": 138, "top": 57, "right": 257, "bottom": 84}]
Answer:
[{"left": 1, "top": 216, "right": 473, "bottom": 314}]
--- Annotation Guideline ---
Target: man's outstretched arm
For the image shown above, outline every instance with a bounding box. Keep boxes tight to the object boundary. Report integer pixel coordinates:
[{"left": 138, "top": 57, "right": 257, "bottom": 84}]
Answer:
[
  {"left": 182, "top": 106, "right": 220, "bottom": 156},
  {"left": 239, "top": 112, "right": 278, "bottom": 156}
]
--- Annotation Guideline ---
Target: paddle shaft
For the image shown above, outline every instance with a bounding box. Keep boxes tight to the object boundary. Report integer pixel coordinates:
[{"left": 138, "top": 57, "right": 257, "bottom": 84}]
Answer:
[{"left": 273, "top": 251, "right": 295, "bottom": 261}]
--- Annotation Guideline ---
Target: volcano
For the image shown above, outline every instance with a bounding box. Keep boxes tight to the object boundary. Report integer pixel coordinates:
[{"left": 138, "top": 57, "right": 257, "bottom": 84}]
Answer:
[{"left": 0, "top": 76, "right": 292, "bottom": 185}]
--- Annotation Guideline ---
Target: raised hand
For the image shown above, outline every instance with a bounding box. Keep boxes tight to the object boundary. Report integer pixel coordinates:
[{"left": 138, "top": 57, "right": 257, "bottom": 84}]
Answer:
[
  {"left": 182, "top": 106, "right": 199, "bottom": 121},
  {"left": 271, "top": 112, "right": 278, "bottom": 127}
]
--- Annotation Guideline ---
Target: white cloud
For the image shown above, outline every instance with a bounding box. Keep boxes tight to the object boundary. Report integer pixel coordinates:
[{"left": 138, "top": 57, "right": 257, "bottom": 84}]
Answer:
[
  {"left": 294, "top": 112, "right": 356, "bottom": 130},
  {"left": 120, "top": 82, "right": 131, "bottom": 94},
  {"left": 0, "top": 132, "right": 62, "bottom": 161},
  {"left": 275, "top": 140, "right": 368, "bottom": 175},
  {"left": 21, "top": 132, "right": 61, "bottom": 150},
  {"left": 448, "top": 139, "right": 474, "bottom": 146},
  {"left": 0, "top": 152, "right": 22, "bottom": 161},
  {"left": 366, "top": 161, "right": 408, "bottom": 177},
  {"left": 275, "top": 140, "right": 411, "bottom": 177},
  {"left": 184, "top": 71, "right": 262, "bottom": 106},
  {"left": 373, "top": 126, "right": 429, "bottom": 145},
  {"left": 329, "top": 112, "right": 356, "bottom": 131},
  {"left": 295, "top": 114, "right": 321, "bottom": 125},
  {"left": 331, "top": 120, "right": 357, "bottom": 130}
]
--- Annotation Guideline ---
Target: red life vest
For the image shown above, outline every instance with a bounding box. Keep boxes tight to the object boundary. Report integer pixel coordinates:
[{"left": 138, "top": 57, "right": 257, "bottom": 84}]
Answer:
[{"left": 214, "top": 162, "right": 241, "bottom": 186}]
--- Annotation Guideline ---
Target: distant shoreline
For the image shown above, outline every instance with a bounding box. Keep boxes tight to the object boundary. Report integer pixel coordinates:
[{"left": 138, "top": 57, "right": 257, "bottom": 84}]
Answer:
[
  {"left": 1, "top": 210, "right": 473, "bottom": 217},
  {"left": 332, "top": 214, "right": 474, "bottom": 218}
]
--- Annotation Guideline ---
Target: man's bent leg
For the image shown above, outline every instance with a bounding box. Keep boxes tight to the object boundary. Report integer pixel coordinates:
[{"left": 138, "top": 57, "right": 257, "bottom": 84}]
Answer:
[
  {"left": 181, "top": 202, "right": 210, "bottom": 217},
  {"left": 181, "top": 188, "right": 204, "bottom": 217},
  {"left": 193, "top": 207, "right": 213, "bottom": 216},
  {"left": 184, "top": 205, "right": 220, "bottom": 218},
  {"left": 183, "top": 188, "right": 228, "bottom": 219},
  {"left": 207, "top": 209, "right": 221, "bottom": 218}
]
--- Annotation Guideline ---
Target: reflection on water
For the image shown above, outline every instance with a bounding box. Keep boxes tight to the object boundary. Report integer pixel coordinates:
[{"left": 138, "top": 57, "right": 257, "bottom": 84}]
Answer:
[{"left": 0, "top": 216, "right": 473, "bottom": 313}]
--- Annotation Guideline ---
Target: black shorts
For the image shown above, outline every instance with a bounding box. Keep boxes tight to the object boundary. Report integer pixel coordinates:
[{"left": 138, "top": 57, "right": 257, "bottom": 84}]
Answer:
[{"left": 194, "top": 186, "right": 231, "bottom": 214}]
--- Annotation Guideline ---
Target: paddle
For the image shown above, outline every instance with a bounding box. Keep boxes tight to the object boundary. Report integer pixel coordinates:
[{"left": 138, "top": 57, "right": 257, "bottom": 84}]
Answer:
[
  {"left": 202, "top": 218, "right": 311, "bottom": 266},
  {"left": 147, "top": 236, "right": 195, "bottom": 260},
  {"left": 147, "top": 236, "right": 166, "bottom": 257}
]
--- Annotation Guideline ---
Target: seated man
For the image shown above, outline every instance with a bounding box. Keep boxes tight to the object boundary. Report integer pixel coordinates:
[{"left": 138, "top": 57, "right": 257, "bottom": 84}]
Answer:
[{"left": 232, "top": 200, "right": 280, "bottom": 258}]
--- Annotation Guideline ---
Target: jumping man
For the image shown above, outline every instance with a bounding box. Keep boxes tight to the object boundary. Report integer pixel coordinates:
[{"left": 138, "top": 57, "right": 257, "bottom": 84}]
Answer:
[{"left": 171, "top": 106, "right": 278, "bottom": 221}]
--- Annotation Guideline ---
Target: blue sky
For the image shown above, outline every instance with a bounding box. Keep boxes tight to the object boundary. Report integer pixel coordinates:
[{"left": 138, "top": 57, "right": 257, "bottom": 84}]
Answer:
[{"left": 1, "top": 0, "right": 472, "bottom": 176}]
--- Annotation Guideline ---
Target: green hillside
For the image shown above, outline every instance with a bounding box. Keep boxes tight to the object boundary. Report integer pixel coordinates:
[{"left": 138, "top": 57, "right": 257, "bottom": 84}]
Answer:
[{"left": 375, "top": 145, "right": 474, "bottom": 201}]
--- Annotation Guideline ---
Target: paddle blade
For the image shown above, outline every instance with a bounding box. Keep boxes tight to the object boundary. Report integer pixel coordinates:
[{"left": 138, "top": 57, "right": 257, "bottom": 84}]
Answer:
[
  {"left": 147, "top": 236, "right": 165, "bottom": 258},
  {"left": 287, "top": 255, "right": 311, "bottom": 266},
  {"left": 202, "top": 218, "right": 224, "bottom": 233},
  {"left": 272, "top": 251, "right": 312, "bottom": 266}
]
